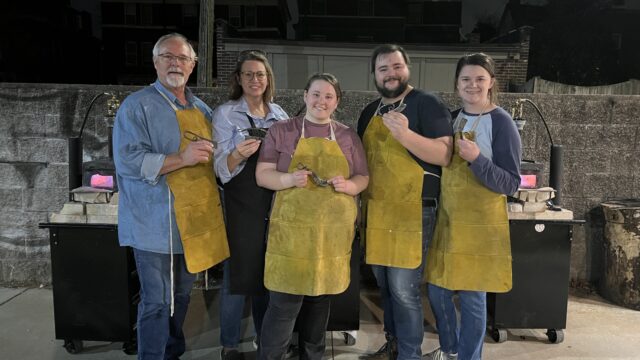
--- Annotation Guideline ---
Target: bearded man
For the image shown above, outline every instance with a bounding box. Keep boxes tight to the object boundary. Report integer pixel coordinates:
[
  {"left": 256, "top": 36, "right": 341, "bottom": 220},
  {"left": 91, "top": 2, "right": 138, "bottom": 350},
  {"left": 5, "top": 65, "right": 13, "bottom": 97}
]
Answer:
[
  {"left": 113, "top": 33, "right": 228, "bottom": 359},
  {"left": 357, "top": 44, "right": 453, "bottom": 360}
]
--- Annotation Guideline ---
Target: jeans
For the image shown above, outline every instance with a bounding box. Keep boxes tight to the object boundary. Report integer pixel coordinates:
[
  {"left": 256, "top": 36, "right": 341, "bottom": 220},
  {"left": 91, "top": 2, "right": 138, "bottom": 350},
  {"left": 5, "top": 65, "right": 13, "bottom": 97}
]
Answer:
[
  {"left": 220, "top": 260, "right": 269, "bottom": 348},
  {"left": 371, "top": 206, "right": 437, "bottom": 360},
  {"left": 259, "top": 291, "right": 331, "bottom": 360},
  {"left": 427, "top": 284, "right": 486, "bottom": 360},
  {"left": 133, "top": 248, "right": 196, "bottom": 360}
]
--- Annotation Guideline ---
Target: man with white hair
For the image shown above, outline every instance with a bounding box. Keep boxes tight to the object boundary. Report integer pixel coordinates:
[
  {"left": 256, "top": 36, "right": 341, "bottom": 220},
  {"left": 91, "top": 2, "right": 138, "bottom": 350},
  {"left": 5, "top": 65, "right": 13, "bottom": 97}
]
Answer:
[{"left": 113, "top": 33, "right": 229, "bottom": 359}]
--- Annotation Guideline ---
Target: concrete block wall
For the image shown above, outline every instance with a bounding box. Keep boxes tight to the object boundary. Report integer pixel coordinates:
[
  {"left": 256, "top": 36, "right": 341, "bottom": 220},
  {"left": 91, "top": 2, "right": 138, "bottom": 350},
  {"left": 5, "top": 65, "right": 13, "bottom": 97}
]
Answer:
[{"left": 0, "top": 82, "right": 638, "bottom": 290}]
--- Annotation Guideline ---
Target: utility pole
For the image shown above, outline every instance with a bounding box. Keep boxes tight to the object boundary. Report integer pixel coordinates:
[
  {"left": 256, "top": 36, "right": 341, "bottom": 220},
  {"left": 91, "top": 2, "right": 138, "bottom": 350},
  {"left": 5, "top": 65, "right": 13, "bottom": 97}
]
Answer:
[{"left": 197, "top": 0, "right": 214, "bottom": 87}]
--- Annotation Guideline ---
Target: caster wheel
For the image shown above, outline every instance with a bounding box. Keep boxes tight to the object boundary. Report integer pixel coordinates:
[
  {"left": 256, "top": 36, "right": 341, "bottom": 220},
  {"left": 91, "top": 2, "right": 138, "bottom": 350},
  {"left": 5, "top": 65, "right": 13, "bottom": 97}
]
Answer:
[
  {"left": 63, "top": 339, "right": 83, "bottom": 354},
  {"left": 342, "top": 332, "right": 356, "bottom": 346},
  {"left": 546, "top": 329, "right": 564, "bottom": 344},
  {"left": 123, "top": 341, "right": 138, "bottom": 355},
  {"left": 490, "top": 328, "right": 508, "bottom": 343}
]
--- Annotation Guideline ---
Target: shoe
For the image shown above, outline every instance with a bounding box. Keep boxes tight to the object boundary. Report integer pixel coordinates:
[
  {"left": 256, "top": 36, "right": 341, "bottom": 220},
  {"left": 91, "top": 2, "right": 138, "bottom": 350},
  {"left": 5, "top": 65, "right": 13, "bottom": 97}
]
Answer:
[
  {"left": 359, "top": 337, "right": 397, "bottom": 360},
  {"left": 422, "top": 348, "right": 457, "bottom": 360},
  {"left": 221, "top": 348, "right": 245, "bottom": 360},
  {"left": 284, "top": 344, "right": 299, "bottom": 359}
]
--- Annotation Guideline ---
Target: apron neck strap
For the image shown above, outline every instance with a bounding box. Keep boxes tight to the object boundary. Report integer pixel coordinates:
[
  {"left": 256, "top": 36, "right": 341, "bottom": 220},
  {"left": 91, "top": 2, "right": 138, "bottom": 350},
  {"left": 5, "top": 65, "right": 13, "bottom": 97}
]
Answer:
[
  {"left": 155, "top": 87, "right": 180, "bottom": 111},
  {"left": 245, "top": 114, "right": 258, "bottom": 129},
  {"left": 301, "top": 118, "right": 336, "bottom": 141},
  {"left": 455, "top": 108, "right": 486, "bottom": 133}
]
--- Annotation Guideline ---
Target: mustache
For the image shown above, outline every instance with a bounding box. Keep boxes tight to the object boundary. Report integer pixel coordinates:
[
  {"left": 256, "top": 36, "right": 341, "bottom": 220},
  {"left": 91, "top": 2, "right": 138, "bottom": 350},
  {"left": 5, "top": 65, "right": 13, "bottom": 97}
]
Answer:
[
  {"left": 168, "top": 68, "right": 184, "bottom": 76},
  {"left": 384, "top": 77, "right": 401, "bottom": 84}
]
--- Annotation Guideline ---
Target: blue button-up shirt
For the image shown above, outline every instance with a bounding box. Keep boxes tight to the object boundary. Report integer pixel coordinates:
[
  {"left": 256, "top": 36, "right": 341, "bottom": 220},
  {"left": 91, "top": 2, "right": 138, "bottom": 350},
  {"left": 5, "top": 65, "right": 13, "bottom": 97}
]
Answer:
[
  {"left": 113, "top": 80, "right": 214, "bottom": 254},
  {"left": 212, "top": 97, "right": 288, "bottom": 184}
]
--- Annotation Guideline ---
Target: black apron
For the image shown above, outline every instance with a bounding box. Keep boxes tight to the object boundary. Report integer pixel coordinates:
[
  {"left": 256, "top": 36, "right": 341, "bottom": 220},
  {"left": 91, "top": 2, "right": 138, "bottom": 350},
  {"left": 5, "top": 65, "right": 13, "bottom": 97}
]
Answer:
[{"left": 223, "top": 115, "right": 273, "bottom": 295}]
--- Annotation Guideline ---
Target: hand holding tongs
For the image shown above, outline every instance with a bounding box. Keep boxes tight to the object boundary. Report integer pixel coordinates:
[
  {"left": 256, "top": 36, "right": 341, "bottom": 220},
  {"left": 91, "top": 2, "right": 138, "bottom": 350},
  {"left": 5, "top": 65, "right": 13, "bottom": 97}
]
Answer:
[
  {"left": 184, "top": 130, "right": 217, "bottom": 149},
  {"left": 296, "top": 162, "right": 329, "bottom": 187}
]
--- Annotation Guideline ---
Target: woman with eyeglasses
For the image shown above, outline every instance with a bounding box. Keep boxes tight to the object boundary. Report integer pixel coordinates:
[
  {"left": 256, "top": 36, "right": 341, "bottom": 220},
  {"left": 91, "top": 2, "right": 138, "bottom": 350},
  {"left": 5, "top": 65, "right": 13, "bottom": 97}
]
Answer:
[
  {"left": 423, "top": 53, "right": 521, "bottom": 360},
  {"left": 212, "top": 50, "right": 289, "bottom": 360},
  {"left": 255, "top": 73, "right": 369, "bottom": 360}
]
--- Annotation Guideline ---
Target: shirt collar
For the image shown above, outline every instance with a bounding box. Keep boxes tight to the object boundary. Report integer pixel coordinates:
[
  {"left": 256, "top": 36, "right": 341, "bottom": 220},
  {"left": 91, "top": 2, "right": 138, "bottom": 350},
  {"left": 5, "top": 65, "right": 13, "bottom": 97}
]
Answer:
[
  {"left": 230, "top": 96, "right": 279, "bottom": 121},
  {"left": 153, "top": 79, "right": 195, "bottom": 108}
]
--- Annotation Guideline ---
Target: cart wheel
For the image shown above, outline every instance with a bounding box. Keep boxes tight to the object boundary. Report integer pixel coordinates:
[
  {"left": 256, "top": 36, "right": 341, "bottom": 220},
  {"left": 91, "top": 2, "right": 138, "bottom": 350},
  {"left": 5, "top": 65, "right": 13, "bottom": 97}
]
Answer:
[
  {"left": 63, "top": 339, "right": 83, "bottom": 354},
  {"left": 342, "top": 332, "right": 356, "bottom": 346},
  {"left": 490, "top": 328, "right": 508, "bottom": 343},
  {"left": 123, "top": 341, "right": 138, "bottom": 355},
  {"left": 546, "top": 329, "right": 564, "bottom": 344}
]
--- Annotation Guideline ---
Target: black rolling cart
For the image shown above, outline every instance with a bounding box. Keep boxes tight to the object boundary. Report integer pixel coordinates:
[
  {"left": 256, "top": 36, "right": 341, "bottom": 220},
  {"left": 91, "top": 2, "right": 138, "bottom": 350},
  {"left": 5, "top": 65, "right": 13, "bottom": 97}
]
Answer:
[
  {"left": 487, "top": 218, "right": 584, "bottom": 344},
  {"left": 39, "top": 223, "right": 139, "bottom": 354}
]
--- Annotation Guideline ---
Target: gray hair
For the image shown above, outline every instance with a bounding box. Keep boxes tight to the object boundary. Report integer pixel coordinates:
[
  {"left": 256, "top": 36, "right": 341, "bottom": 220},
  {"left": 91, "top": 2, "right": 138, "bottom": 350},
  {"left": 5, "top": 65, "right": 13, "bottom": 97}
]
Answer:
[{"left": 152, "top": 33, "right": 197, "bottom": 60}]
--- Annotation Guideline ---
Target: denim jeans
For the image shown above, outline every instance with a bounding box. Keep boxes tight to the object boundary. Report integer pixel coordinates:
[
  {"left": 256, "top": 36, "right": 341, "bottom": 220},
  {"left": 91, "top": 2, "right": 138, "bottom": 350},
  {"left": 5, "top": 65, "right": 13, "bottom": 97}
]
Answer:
[
  {"left": 220, "top": 260, "right": 269, "bottom": 348},
  {"left": 427, "top": 284, "right": 486, "bottom": 360},
  {"left": 133, "top": 248, "right": 196, "bottom": 360},
  {"left": 259, "top": 291, "right": 330, "bottom": 360},
  {"left": 371, "top": 205, "right": 437, "bottom": 360}
]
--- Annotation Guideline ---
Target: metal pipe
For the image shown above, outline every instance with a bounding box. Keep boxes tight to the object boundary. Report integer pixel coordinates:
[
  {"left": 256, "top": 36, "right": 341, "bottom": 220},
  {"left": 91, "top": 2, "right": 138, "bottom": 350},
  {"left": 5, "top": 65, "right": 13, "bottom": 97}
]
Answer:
[
  {"left": 68, "top": 137, "right": 83, "bottom": 199},
  {"left": 550, "top": 144, "right": 563, "bottom": 206}
]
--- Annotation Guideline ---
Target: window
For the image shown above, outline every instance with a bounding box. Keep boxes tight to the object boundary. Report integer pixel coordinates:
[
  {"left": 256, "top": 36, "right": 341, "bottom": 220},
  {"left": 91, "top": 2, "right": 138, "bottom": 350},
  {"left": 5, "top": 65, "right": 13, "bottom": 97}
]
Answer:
[
  {"left": 612, "top": 33, "right": 622, "bottom": 50},
  {"left": 140, "top": 4, "right": 153, "bottom": 26},
  {"left": 125, "top": 3, "right": 137, "bottom": 25},
  {"left": 229, "top": 5, "right": 241, "bottom": 27},
  {"left": 125, "top": 41, "right": 138, "bottom": 66},
  {"left": 245, "top": 5, "right": 257, "bottom": 27},
  {"left": 358, "top": 0, "right": 374, "bottom": 16},
  {"left": 310, "top": 0, "right": 326, "bottom": 15},
  {"left": 141, "top": 42, "right": 154, "bottom": 65},
  {"left": 183, "top": 4, "right": 198, "bottom": 26},
  {"left": 407, "top": 3, "right": 422, "bottom": 24}
]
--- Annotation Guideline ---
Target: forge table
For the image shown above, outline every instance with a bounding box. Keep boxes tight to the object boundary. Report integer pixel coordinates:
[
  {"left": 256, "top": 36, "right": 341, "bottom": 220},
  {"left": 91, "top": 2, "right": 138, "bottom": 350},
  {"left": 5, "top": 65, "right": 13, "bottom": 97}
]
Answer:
[
  {"left": 40, "top": 223, "right": 138, "bottom": 354},
  {"left": 487, "top": 216, "right": 584, "bottom": 344}
]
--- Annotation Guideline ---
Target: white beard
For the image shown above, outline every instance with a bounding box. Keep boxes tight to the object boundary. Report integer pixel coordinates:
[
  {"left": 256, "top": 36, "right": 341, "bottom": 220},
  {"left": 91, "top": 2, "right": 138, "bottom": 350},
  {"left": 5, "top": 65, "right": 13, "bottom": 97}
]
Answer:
[{"left": 166, "top": 73, "right": 186, "bottom": 88}]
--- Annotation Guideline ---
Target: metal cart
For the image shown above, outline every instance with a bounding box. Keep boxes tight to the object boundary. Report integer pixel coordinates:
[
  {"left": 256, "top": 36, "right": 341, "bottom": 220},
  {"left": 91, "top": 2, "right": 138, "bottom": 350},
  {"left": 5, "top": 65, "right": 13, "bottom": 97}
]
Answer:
[
  {"left": 40, "top": 223, "right": 139, "bottom": 354},
  {"left": 487, "top": 218, "right": 584, "bottom": 344}
]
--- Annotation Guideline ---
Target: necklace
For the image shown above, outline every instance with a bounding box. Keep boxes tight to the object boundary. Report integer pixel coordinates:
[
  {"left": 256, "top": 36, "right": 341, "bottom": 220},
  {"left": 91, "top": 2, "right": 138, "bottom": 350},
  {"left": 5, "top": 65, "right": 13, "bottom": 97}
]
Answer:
[{"left": 375, "top": 97, "right": 406, "bottom": 116}]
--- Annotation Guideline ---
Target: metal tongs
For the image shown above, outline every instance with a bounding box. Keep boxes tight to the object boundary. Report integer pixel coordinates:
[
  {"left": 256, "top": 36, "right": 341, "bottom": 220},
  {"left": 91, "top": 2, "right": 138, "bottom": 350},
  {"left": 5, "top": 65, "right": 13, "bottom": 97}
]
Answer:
[
  {"left": 239, "top": 127, "right": 268, "bottom": 140},
  {"left": 380, "top": 102, "right": 406, "bottom": 115},
  {"left": 183, "top": 130, "right": 217, "bottom": 148},
  {"left": 296, "top": 162, "right": 329, "bottom": 187}
]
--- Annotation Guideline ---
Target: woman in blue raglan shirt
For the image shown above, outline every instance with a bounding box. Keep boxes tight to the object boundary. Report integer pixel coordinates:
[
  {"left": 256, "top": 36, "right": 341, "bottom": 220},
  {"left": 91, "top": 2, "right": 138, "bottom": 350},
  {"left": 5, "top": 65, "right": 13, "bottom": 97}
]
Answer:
[{"left": 424, "top": 53, "right": 522, "bottom": 360}]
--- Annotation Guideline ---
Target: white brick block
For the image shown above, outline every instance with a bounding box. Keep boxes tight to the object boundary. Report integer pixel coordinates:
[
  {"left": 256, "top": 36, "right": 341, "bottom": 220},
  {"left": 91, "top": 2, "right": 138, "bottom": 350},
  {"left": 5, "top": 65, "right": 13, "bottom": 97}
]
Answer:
[
  {"left": 59, "top": 202, "right": 85, "bottom": 215},
  {"left": 86, "top": 204, "right": 118, "bottom": 216}
]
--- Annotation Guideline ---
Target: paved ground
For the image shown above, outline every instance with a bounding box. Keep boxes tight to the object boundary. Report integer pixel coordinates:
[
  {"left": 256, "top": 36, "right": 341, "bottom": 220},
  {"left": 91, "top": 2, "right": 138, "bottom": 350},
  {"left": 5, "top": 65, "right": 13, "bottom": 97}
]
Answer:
[{"left": 1, "top": 285, "right": 639, "bottom": 360}]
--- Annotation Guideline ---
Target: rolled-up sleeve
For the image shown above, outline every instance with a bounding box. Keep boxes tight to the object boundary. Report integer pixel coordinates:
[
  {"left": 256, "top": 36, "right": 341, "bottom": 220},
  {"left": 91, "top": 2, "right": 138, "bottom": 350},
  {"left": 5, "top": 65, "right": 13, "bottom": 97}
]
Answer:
[
  {"left": 212, "top": 106, "right": 246, "bottom": 184},
  {"left": 113, "top": 99, "right": 166, "bottom": 185}
]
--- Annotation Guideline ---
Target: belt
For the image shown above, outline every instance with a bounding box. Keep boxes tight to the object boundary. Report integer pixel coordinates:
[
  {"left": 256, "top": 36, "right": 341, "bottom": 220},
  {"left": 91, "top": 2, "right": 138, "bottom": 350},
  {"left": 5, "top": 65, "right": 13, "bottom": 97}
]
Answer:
[{"left": 422, "top": 198, "right": 438, "bottom": 208}]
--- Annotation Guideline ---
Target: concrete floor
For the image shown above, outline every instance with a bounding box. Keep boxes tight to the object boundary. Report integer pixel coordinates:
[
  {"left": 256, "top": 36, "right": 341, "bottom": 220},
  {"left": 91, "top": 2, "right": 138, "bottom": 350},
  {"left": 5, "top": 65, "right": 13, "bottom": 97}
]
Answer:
[{"left": 1, "top": 285, "right": 639, "bottom": 360}]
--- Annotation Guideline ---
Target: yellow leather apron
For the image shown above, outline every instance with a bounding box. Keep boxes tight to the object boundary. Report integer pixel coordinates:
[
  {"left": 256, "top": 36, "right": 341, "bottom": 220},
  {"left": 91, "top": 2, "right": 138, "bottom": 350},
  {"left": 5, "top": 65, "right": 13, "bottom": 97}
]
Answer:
[
  {"left": 362, "top": 111, "right": 424, "bottom": 269},
  {"left": 158, "top": 90, "right": 229, "bottom": 274},
  {"left": 425, "top": 112, "right": 512, "bottom": 292},
  {"left": 264, "top": 120, "right": 357, "bottom": 296}
]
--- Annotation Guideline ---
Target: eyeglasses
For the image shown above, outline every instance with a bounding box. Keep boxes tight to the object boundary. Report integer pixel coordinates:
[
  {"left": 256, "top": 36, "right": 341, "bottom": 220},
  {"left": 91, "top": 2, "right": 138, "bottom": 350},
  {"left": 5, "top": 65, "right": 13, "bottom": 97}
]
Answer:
[
  {"left": 239, "top": 127, "right": 268, "bottom": 140},
  {"left": 183, "top": 130, "right": 217, "bottom": 148},
  {"left": 240, "top": 71, "right": 268, "bottom": 81},
  {"left": 157, "top": 53, "right": 196, "bottom": 65}
]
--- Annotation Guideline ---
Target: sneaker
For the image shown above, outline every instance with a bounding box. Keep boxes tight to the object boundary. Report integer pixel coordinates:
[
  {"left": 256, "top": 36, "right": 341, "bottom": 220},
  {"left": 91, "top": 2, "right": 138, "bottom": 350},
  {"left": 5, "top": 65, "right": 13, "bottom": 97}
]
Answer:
[
  {"left": 422, "top": 348, "right": 457, "bottom": 360},
  {"left": 359, "top": 338, "right": 397, "bottom": 360},
  {"left": 221, "top": 348, "right": 245, "bottom": 360}
]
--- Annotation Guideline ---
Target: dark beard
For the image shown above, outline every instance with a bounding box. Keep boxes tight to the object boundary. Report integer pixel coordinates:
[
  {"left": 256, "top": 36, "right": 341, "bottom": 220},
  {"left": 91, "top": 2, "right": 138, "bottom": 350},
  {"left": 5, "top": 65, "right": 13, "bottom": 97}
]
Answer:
[{"left": 375, "top": 78, "right": 409, "bottom": 98}]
